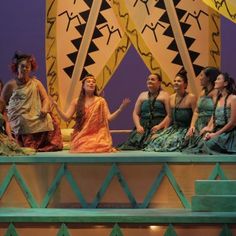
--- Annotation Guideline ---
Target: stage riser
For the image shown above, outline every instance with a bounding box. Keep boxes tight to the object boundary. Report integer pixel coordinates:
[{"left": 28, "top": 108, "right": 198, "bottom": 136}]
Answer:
[
  {"left": 1, "top": 163, "right": 236, "bottom": 209},
  {"left": 0, "top": 223, "right": 236, "bottom": 236}
]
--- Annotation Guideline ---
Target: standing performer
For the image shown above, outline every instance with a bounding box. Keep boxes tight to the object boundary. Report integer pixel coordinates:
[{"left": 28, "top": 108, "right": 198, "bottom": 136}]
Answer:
[
  {"left": 1, "top": 52, "right": 63, "bottom": 152},
  {"left": 52, "top": 74, "right": 130, "bottom": 153},
  {"left": 119, "top": 73, "right": 170, "bottom": 150},
  {"left": 144, "top": 69, "right": 196, "bottom": 152}
]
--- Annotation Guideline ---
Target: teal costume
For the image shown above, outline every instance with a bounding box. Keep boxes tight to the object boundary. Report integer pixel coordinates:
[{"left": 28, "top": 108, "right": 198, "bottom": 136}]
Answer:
[
  {"left": 144, "top": 108, "right": 193, "bottom": 152},
  {"left": 181, "top": 96, "right": 214, "bottom": 150},
  {"left": 192, "top": 107, "right": 236, "bottom": 154},
  {"left": 119, "top": 99, "right": 167, "bottom": 150}
]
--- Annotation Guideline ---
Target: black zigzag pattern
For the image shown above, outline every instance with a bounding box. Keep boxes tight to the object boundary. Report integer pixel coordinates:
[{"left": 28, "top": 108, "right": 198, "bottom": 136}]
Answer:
[
  {"left": 63, "top": 1, "right": 93, "bottom": 79},
  {"left": 155, "top": 1, "right": 183, "bottom": 68},
  {"left": 174, "top": 1, "right": 203, "bottom": 76}
]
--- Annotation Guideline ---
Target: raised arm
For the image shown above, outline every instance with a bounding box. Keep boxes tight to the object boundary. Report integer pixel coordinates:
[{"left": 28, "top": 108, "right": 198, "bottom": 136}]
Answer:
[
  {"left": 108, "top": 98, "right": 130, "bottom": 122},
  {"left": 52, "top": 97, "right": 77, "bottom": 122}
]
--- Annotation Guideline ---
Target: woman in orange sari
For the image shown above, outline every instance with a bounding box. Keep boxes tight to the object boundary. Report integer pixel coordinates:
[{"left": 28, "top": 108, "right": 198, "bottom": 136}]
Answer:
[{"left": 53, "top": 75, "right": 130, "bottom": 153}]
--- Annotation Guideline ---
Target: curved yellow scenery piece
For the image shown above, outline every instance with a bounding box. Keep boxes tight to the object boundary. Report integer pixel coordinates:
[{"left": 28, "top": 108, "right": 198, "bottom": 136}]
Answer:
[{"left": 202, "top": 0, "right": 236, "bottom": 23}]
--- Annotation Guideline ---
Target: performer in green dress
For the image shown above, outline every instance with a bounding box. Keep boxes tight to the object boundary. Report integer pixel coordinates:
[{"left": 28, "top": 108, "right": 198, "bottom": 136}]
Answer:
[
  {"left": 181, "top": 67, "right": 220, "bottom": 150},
  {"left": 191, "top": 73, "right": 236, "bottom": 154},
  {"left": 119, "top": 73, "right": 170, "bottom": 150},
  {"left": 144, "top": 69, "right": 196, "bottom": 152}
]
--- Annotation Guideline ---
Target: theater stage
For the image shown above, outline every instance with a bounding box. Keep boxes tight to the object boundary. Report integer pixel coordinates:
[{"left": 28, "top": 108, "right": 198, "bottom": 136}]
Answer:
[{"left": 1, "top": 151, "right": 236, "bottom": 235}]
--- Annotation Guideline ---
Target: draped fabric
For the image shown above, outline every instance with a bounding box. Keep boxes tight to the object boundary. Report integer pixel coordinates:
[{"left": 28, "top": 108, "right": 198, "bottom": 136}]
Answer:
[
  {"left": 7, "top": 78, "right": 54, "bottom": 135},
  {"left": 70, "top": 97, "right": 116, "bottom": 153}
]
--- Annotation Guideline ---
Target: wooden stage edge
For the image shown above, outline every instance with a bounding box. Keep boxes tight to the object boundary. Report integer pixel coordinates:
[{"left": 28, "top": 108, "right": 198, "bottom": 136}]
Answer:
[
  {"left": 1, "top": 150, "right": 236, "bottom": 163},
  {"left": 0, "top": 208, "right": 236, "bottom": 224}
]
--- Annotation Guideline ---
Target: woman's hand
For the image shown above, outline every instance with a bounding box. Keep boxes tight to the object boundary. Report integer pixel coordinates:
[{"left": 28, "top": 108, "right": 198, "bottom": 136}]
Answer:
[
  {"left": 200, "top": 126, "right": 211, "bottom": 136},
  {"left": 186, "top": 127, "right": 195, "bottom": 137},
  {"left": 204, "top": 132, "right": 217, "bottom": 141},
  {"left": 136, "top": 125, "right": 145, "bottom": 134},
  {"left": 151, "top": 125, "right": 161, "bottom": 133},
  {"left": 119, "top": 98, "right": 131, "bottom": 111}
]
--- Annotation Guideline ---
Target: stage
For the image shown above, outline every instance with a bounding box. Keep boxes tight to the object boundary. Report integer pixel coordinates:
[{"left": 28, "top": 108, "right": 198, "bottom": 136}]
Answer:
[{"left": 1, "top": 151, "right": 236, "bottom": 235}]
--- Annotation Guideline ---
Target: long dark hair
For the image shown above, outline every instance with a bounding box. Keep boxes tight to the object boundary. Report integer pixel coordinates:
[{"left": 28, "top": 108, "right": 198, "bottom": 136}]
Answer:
[
  {"left": 213, "top": 73, "right": 236, "bottom": 128},
  {"left": 203, "top": 67, "right": 220, "bottom": 87},
  {"left": 74, "top": 74, "right": 98, "bottom": 131}
]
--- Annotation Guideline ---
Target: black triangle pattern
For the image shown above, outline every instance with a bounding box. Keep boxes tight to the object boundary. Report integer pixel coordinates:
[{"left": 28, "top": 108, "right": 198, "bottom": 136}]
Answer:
[
  {"left": 81, "top": 68, "right": 89, "bottom": 80},
  {"left": 76, "top": 24, "right": 86, "bottom": 35},
  {"left": 80, "top": 10, "right": 90, "bottom": 22},
  {"left": 179, "top": 22, "right": 191, "bottom": 34},
  {"left": 189, "top": 50, "right": 200, "bottom": 63},
  {"left": 100, "top": 0, "right": 111, "bottom": 11},
  {"left": 159, "top": 12, "right": 169, "bottom": 23},
  {"left": 176, "top": 8, "right": 187, "bottom": 21},
  {"left": 193, "top": 64, "right": 204, "bottom": 76},
  {"left": 97, "top": 13, "right": 107, "bottom": 25},
  {"left": 84, "top": 0, "right": 93, "bottom": 8},
  {"left": 64, "top": 66, "right": 74, "bottom": 78},
  {"left": 155, "top": 0, "right": 166, "bottom": 10},
  {"left": 184, "top": 36, "right": 195, "bottom": 49},
  {"left": 84, "top": 55, "right": 95, "bottom": 66},
  {"left": 163, "top": 26, "right": 174, "bottom": 37},
  {"left": 92, "top": 27, "right": 103, "bottom": 39},
  {"left": 67, "top": 51, "right": 78, "bottom": 64},
  {"left": 71, "top": 38, "right": 82, "bottom": 50},
  {"left": 173, "top": 0, "right": 182, "bottom": 6},
  {"left": 88, "top": 41, "right": 99, "bottom": 53},
  {"left": 167, "top": 40, "right": 178, "bottom": 51},
  {"left": 172, "top": 54, "right": 183, "bottom": 66}
]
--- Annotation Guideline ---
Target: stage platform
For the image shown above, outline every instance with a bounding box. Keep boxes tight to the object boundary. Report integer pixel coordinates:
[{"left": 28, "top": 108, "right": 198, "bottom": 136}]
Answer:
[{"left": 1, "top": 151, "right": 236, "bottom": 235}]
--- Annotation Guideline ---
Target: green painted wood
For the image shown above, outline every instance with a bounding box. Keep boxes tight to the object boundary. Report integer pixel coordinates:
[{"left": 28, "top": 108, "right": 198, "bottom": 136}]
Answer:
[
  {"left": 0, "top": 165, "right": 15, "bottom": 198},
  {"left": 57, "top": 223, "right": 71, "bottom": 236},
  {"left": 13, "top": 166, "right": 38, "bottom": 208},
  {"left": 65, "top": 168, "right": 88, "bottom": 208},
  {"left": 220, "top": 224, "right": 233, "bottom": 236},
  {"left": 110, "top": 223, "right": 124, "bottom": 236},
  {"left": 91, "top": 164, "right": 137, "bottom": 208},
  {"left": 192, "top": 196, "right": 236, "bottom": 212},
  {"left": 41, "top": 164, "right": 66, "bottom": 208},
  {"left": 208, "top": 163, "right": 228, "bottom": 180},
  {"left": 164, "top": 224, "right": 178, "bottom": 236},
  {"left": 1, "top": 151, "right": 236, "bottom": 163},
  {"left": 140, "top": 165, "right": 165, "bottom": 208},
  {"left": 164, "top": 164, "right": 191, "bottom": 209},
  {"left": 4, "top": 223, "right": 18, "bottom": 236},
  {"left": 195, "top": 180, "right": 236, "bottom": 195},
  {"left": 0, "top": 165, "right": 38, "bottom": 207},
  {"left": 0, "top": 208, "right": 236, "bottom": 224}
]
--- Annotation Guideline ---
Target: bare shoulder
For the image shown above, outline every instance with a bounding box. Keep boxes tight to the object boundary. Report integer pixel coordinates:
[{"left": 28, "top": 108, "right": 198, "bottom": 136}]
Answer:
[{"left": 188, "top": 93, "right": 197, "bottom": 101}]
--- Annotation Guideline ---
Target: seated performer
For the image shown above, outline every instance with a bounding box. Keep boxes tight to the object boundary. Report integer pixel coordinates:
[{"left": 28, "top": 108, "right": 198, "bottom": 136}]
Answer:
[
  {"left": 192, "top": 73, "right": 236, "bottom": 154},
  {"left": 0, "top": 98, "right": 35, "bottom": 156},
  {"left": 119, "top": 73, "right": 170, "bottom": 150},
  {"left": 181, "top": 66, "right": 220, "bottom": 150},
  {"left": 1, "top": 52, "right": 63, "bottom": 152},
  {"left": 144, "top": 69, "right": 196, "bottom": 152},
  {"left": 52, "top": 74, "right": 130, "bottom": 153}
]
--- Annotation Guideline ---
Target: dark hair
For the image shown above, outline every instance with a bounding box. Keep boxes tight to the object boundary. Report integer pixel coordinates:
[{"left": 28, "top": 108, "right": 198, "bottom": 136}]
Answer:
[
  {"left": 0, "top": 79, "right": 3, "bottom": 91},
  {"left": 74, "top": 74, "right": 98, "bottom": 131},
  {"left": 221, "top": 72, "right": 236, "bottom": 95},
  {"left": 151, "top": 73, "right": 162, "bottom": 82},
  {"left": 11, "top": 51, "right": 37, "bottom": 74},
  {"left": 176, "top": 69, "right": 188, "bottom": 85},
  {"left": 203, "top": 66, "right": 220, "bottom": 86}
]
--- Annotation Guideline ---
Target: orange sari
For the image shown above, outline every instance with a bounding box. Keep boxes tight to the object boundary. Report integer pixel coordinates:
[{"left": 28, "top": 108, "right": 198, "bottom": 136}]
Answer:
[{"left": 70, "top": 97, "right": 116, "bottom": 153}]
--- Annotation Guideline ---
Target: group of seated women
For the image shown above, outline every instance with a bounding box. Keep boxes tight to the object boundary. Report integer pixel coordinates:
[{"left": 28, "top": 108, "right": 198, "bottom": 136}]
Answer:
[{"left": 0, "top": 51, "right": 236, "bottom": 156}]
